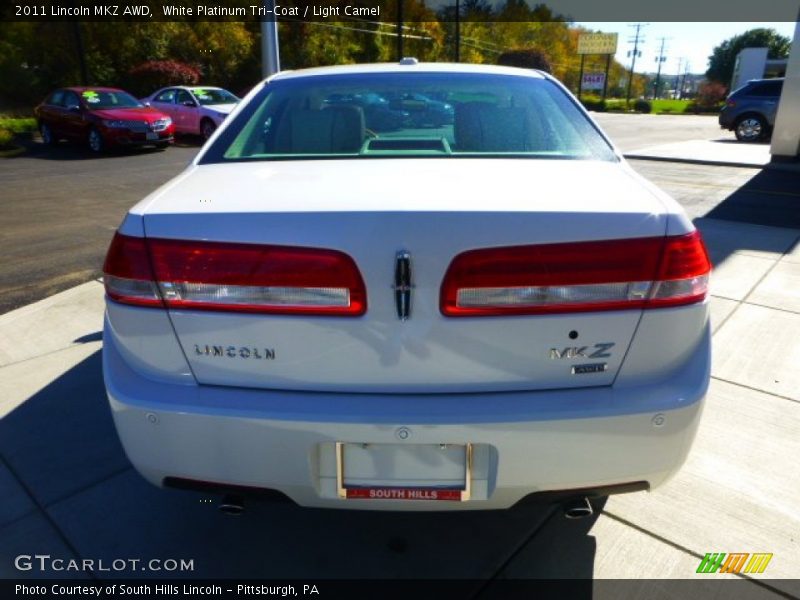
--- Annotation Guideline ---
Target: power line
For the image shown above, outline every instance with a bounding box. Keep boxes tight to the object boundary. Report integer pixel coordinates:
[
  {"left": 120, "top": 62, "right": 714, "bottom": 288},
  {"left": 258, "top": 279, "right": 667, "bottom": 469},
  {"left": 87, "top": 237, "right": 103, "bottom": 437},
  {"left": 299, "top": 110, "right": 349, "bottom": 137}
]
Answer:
[{"left": 280, "top": 17, "right": 433, "bottom": 41}]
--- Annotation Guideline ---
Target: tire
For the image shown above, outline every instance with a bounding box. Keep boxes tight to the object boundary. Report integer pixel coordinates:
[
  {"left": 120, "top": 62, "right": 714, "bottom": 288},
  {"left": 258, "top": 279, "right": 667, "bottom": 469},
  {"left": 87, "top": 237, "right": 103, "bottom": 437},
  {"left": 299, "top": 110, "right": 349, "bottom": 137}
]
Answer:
[
  {"left": 87, "top": 127, "right": 104, "bottom": 153},
  {"left": 734, "top": 115, "right": 767, "bottom": 142},
  {"left": 40, "top": 123, "right": 54, "bottom": 146},
  {"left": 200, "top": 119, "right": 217, "bottom": 140}
]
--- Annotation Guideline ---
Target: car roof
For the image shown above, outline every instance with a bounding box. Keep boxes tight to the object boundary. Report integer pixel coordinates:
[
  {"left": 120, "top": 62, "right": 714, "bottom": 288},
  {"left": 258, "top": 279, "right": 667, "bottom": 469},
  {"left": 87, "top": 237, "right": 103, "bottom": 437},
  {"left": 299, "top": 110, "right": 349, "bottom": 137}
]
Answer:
[
  {"left": 161, "top": 86, "right": 224, "bottom": 91},
  {"left": 63, "top": 86, "right": 126, "bottom": 93},
  {"left": 746, "top": 78, "right": 784, "bottom": 84},
  {"left": 269, "top": 61, "right": 549, "bottom": 83}
]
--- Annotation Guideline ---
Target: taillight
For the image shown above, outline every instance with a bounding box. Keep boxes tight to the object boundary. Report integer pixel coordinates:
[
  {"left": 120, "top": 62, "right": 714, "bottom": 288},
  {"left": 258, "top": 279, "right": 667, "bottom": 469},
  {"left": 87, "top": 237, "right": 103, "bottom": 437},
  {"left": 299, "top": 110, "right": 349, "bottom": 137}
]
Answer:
[
  {"left": 103, "top": 233, "right": 366, "bottom": 316},
  {"left": 102, "top": 234, "right": 162, "bottom": 307},
  {"left": 440, "top": 232, "right": 710, "bottom": 316}
]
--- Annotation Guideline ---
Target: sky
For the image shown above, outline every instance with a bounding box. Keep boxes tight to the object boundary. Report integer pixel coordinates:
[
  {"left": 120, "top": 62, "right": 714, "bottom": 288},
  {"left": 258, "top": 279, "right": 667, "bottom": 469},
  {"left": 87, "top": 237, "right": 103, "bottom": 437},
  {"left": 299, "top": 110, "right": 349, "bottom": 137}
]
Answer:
[{"left": 574, "top": 22, "right": 798, "bottom": 76}]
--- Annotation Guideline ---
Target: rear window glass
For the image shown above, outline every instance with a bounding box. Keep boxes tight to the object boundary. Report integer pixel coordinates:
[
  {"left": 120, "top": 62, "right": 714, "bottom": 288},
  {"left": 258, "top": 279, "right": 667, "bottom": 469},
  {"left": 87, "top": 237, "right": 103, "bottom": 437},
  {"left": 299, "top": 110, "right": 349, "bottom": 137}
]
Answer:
[
  {"left": 748, "top": 81, "right": 783, "bottom": 97},
  {"left": 48, "top": 90, "right": 65, "bottom": 106},
  {"left": 200, "top": 72, "right": 616, "bottom": 163},
  {"left": 192, "top": 88, "right": 239, "bottom": 105},
  {"left": 81, "top": 90, "right": 142, "bottom": 110}
]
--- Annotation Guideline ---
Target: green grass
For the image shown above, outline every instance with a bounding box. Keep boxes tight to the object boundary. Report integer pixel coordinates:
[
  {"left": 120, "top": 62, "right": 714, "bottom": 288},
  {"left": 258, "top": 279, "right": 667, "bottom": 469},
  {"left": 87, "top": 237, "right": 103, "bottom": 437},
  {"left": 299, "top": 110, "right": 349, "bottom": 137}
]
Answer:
[
  {"left": 0, "top": 117, "right": 37, "bottom": 134},
  {"left": 650, "top": 99, "right": 692, "bottom": 114},
  {"left": 0, "top": 129, "right": 13, "bottom": 146}
]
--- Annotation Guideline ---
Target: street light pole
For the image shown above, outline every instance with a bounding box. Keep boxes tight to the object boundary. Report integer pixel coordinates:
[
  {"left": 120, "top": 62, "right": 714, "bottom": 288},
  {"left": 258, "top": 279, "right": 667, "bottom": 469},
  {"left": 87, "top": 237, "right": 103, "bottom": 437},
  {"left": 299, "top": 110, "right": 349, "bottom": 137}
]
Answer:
[{"left": 261, "top": 0, "right": 280, "bottom": 78}]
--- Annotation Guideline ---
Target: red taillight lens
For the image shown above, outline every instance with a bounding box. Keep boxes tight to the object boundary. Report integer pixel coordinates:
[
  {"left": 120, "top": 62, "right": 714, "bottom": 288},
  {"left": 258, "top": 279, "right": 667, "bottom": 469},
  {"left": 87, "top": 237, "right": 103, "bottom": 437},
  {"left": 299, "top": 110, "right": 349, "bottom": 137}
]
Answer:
[
  {"left": 648, "top": 231, "right": 711, "bottom": 308},
  {"left": 103, "top": 233, "right": 366, "bottom": 316},
  {"left": 440, "top": 232, "right": 710, "bottom": 316},
  {"left": 102, "top": 234, "right": 162, "bottom": 307}
]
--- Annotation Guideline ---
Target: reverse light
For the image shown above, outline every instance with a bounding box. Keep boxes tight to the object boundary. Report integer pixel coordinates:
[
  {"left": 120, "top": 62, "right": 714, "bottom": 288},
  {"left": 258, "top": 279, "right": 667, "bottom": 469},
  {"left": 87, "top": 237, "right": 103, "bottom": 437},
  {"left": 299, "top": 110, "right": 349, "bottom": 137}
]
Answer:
[
  {"left": 103, "top": 233, "right": 366, "bottom": 315},
  {"left": 441, "top": 232, "right": 711, "bottom": 316}
]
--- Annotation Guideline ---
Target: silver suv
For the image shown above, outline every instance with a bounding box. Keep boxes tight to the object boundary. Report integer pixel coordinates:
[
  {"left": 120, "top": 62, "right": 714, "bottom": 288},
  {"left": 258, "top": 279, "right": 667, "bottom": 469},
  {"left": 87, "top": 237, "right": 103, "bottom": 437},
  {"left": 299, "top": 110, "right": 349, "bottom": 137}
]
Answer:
[{"left": 719, "top": 78, "right": 784, "bottom": 142}]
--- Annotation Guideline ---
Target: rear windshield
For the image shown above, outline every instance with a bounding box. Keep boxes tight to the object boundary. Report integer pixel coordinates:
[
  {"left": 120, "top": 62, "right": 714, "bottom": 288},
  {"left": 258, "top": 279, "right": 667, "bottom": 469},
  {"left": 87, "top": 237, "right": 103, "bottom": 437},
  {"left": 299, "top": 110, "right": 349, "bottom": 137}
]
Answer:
[
  {"left": 192, "top": 88, "right": 239, "bottom": 105},
  {"left": 200, "top": 72, "right": 616, "bottom": 163},
  {"left": 81, "top": 90, "right": 142, "bottom": 110}
]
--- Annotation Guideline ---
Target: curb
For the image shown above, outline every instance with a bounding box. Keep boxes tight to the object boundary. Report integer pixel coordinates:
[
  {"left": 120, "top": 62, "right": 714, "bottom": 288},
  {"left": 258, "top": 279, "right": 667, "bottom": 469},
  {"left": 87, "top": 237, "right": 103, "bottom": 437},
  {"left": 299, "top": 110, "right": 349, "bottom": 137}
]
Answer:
[
  {"left": 0, "top": 144, "right": 26, "bottom": 158},
  {"left": 624, "top": 153, "right": 766, "bottom": 169}
]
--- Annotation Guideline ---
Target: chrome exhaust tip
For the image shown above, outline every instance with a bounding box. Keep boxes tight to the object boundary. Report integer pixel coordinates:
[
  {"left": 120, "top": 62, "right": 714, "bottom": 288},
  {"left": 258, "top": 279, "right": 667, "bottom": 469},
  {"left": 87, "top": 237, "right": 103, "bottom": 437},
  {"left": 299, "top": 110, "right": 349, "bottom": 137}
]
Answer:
[
  {"left": 218, "top": 494, "right": 245, "bottom": 516},
  {"left": 563, "top": 496, "right": 593, "bottom": 519}
]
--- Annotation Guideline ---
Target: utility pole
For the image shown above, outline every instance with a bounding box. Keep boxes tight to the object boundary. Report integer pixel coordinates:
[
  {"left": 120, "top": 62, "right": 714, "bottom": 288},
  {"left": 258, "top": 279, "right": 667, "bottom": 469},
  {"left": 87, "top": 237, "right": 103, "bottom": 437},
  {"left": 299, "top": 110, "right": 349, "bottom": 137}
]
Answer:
[
  {"left": 396, "top": 0, "right": 404, "bottom": 60},
  {"left": 71, "top": 22, "right": 89, "bottom": 85},
  {"left": 653, "top": 37, "right": 668, "bottom": 100},
  {"left": 260, "top": 0, "right": 280, "bottom": 78},
  {"left": 675, "top": 58, "right": 683, "bottom": 100},
  {"left": 625, "top": 23, "right": 646, "bottom": 107},
  {"left": 679, "top": 61, "right": 690, "bottom": 100},
  {"left": 454, "top": 0, "right": 460, "bottom": 62}
]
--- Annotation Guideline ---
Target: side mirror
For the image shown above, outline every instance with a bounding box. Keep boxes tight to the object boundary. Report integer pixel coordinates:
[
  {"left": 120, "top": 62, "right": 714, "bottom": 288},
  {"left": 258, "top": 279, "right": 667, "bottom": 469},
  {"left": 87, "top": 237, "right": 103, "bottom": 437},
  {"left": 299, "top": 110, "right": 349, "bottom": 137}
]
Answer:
[
  {"left": 68, "top": 105, "right": 81, "bottom": 113},
  {"left": 182, "top": 100, "right": 197, "bottom": 107},
  {"left": 143, "top": 101, "right": 151, "bottom": 107}
]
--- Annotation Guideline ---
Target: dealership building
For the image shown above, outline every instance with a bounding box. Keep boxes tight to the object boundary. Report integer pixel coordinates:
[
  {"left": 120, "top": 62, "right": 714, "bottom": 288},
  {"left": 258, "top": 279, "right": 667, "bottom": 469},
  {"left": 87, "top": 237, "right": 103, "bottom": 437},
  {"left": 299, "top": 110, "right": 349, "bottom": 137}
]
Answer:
[{"left": 771, "top": 19, "right": 800, "bottom": 162}]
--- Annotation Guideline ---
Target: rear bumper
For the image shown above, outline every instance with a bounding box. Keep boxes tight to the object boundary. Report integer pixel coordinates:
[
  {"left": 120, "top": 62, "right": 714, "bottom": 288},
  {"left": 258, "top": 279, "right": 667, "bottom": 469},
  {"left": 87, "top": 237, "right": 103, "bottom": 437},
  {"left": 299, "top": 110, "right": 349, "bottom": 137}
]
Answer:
[
  {"left": 103, "top": 320, "right": 709, "bottom": 511},
  {"left": 718, "top": 110, "right": 734, "bottom": 130},
  {"left": 103, "top": 129, "right": 174, "bottom": 146}
]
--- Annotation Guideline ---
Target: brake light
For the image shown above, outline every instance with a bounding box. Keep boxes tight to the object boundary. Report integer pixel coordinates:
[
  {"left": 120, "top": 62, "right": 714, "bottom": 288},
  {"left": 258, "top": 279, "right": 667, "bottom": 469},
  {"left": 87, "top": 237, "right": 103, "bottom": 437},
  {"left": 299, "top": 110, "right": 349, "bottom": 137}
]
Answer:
[
  {"left": 102, "top": 234, "right": 162, "bottom": 307},
  {"left": 440, "top": 232, "right": 710, "bottom": 316},
  {"left": 103, "top": 233, "right": 366, "bottom": 315}
]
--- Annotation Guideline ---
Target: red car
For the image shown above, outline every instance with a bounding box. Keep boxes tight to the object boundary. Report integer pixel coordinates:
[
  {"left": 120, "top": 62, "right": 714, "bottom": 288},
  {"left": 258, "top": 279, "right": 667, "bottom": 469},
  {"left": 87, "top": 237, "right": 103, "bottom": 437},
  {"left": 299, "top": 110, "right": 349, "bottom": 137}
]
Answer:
[{"left": 35, "top": 87, "right": 175, "bottom": 152}]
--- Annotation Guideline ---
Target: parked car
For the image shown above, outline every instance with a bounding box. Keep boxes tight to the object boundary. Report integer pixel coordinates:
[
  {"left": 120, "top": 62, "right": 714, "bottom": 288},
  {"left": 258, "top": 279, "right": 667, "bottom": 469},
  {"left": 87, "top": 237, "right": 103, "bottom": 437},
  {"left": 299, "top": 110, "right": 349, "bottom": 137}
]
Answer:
[
  {"left": 323, "top": 91, "right": 409, "bottom": 132},
  {"left": 719, "top": 78, "right": 784, "bottom": 142},
  {"left": 35, "top": 87, "right": 174, "bottom": 152},
  {"left": 386, "top": 91, "right": 455, "bottom": 127},
  {"left": 103, "top": 62, "right": 711, "bottom": 513},
  {"left": 142, "top": 86, "right": 240, "bottom": 140}
]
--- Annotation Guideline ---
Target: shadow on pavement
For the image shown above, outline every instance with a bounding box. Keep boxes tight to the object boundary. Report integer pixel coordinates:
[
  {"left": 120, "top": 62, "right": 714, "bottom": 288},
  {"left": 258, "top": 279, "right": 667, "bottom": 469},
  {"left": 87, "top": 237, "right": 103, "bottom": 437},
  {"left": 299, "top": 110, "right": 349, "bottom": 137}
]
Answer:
[
  {"left": 0, "top": 350, "right": 602, "bottom": 586},
  {"left": 17, "top": 139, "right": 173, "bottom": 161},
  {"left": 703, "top": 168, "right": 800, "bottom": 230}
]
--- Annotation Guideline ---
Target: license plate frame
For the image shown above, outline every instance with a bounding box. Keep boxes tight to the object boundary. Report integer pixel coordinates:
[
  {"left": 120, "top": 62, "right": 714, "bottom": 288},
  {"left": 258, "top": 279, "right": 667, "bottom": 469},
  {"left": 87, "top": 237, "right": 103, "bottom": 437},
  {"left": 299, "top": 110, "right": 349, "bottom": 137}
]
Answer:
[
  {"left": 145, "top": 132, "right": 158, "bottom": 141},
  {"left": 335, "top": 442, "right": 473, "bottom": 501}
]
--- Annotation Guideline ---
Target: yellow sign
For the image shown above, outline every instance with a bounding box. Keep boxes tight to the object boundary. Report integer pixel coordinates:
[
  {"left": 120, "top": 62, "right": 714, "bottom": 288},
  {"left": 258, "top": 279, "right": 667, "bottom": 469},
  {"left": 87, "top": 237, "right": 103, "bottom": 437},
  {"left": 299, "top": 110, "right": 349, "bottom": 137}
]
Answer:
[{"left": 577, "top": 33, "right": 618, "bottom": 55}]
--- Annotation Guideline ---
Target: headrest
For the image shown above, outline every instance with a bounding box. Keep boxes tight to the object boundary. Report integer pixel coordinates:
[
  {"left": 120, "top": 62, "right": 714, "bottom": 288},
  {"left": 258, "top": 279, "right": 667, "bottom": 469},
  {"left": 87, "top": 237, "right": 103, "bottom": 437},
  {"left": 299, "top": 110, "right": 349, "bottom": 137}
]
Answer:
[
  {"left": 275, "top": 105, "right": 365, "bottom": 153},
  {"left": 455, "top": 104, "right": 541, "bottom": 152}
]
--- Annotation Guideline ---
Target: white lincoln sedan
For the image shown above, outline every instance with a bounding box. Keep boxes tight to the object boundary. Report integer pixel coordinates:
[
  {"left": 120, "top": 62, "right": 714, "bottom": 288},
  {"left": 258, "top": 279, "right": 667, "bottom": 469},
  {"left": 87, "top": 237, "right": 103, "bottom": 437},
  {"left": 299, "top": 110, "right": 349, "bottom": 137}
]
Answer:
[{"left": 102, "top": 62, "right": 711, "bottom": 513}]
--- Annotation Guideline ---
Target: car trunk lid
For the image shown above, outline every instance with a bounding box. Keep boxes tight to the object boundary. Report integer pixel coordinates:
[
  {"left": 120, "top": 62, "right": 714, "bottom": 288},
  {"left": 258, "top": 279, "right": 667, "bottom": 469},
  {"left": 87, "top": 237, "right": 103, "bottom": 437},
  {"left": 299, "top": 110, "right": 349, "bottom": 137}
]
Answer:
[{"left": 139, "top": 159, "right": 670, "bottom": 393}]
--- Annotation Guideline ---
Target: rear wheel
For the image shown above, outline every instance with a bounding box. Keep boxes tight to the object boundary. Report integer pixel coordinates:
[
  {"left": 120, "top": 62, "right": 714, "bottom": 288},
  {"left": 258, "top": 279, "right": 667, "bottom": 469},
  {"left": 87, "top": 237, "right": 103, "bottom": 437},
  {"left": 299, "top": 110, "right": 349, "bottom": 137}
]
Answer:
[
  {"left": 87, "top": 127, "right": 104, "bottom": 153},
  {"left": 40, "top": 123, "right": 54, "bottom": 145},
  {"left": 201, "top": 118, "right": 216, "bottom": 140},
  {"left": 734, "top": 115, "right": 767, "bottom": 142}
]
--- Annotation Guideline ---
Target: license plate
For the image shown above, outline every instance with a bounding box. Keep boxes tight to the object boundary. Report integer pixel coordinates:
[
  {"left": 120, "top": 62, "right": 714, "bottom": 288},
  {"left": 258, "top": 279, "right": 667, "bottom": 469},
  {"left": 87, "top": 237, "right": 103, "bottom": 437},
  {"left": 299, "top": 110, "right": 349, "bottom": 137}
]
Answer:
[
  {"left": 146, "top": 132, "right": 158, "bottom": 141},
  {"left": 336, "top": 442, "right": 472, "bottom": 501}
]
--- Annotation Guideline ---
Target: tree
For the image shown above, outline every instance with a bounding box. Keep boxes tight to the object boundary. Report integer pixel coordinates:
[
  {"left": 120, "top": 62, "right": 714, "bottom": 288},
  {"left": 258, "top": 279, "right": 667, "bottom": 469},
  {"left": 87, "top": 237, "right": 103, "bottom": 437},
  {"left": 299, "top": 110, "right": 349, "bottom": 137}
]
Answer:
[
  {"left": 706, "top": 28, "right": 791, "bottom": 87},
  {"left": 497, "top": 48, "right": 552, "bottom": 73}
]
